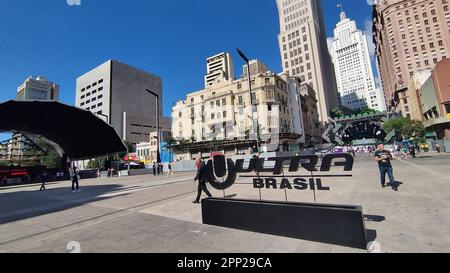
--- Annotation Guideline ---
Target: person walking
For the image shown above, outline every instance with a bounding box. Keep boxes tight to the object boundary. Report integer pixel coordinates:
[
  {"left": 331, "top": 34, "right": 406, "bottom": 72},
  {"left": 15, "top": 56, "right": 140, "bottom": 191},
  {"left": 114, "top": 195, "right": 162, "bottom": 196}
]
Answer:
[
  {"left": 167, "top": 162, "right": 174, "bottom": 176},
  {"left": 39, "top": 171, "right": 48, "bottom": 191},
  {"left": 374, "top": 144, "right": 397, "bottom": 191},
  {"left": 436, "top": 143, "right": 441, "bottom": 153},
  {"left": 152, "top": 162, "right": 156, "bottom": 176},
  {"left": 192, "top": 160, "right": 212, "bottom": 204},
  {"left": 408, "top": 144, "right": 416, "bottom": 158},
  {"left": 0, "top": 175, "right": 6, "bottom": 186},
  {"left": 396, "top": 145, "right": 402, "bottom": 159},
  {"left": 70, "top": 166, "right": 81, "bottom": 193},
  {"left": 401, "top": 145, "right": 409, "bottom": 160},
  {"left": 96, "top": 168, "right": 101, "bottom": 179},
  {"left": 159, "top": 163, "right": 164, "bottom": 176},
  {"left": 253, "top": 153, "right": 261, "bottom": 177}
]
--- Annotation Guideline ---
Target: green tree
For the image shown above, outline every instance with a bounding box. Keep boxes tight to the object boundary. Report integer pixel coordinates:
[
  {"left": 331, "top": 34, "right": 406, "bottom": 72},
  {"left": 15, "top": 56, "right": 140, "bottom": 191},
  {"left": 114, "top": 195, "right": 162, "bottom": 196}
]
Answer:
[
  {"left": 330, "top": 107, "right": 344, "bottom": 119},
  {"left": 383, "top": 117, "right": 426, "bottom": 143},
  {"left": 37, "top": 139, "right": 62, "bottom": 169},
  {"left": 174, "top": 138, "right": 189, "bottom": 153},
  {"left": 87, "top": 157, "right": 106, "bottom": 170}
]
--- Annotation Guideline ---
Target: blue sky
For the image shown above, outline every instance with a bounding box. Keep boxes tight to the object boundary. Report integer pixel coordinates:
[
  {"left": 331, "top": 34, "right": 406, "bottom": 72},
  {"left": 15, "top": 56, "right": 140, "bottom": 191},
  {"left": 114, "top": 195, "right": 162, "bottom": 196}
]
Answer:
[{"left": 0, "top": 0, "right": 375, "bottom": 141}]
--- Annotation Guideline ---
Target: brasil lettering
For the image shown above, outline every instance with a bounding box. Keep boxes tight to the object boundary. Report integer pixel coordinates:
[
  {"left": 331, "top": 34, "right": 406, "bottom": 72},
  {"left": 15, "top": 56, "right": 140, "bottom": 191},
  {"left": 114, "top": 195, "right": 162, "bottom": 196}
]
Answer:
[{"left": 205, "top": 153, "right": 354, "bottom": 191}]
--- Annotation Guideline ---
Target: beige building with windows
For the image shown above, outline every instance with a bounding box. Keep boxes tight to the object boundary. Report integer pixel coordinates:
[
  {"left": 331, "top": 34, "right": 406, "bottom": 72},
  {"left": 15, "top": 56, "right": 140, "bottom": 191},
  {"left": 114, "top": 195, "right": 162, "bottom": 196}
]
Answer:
[
  {"left": 276, "top": 0, "right": 339, "bottom": 124},
  {"left": 172, "top": 53, "right": 309, "bottom": 159},
  {"left": 373, "top": 0, "right": 450, "bottom": 117}
]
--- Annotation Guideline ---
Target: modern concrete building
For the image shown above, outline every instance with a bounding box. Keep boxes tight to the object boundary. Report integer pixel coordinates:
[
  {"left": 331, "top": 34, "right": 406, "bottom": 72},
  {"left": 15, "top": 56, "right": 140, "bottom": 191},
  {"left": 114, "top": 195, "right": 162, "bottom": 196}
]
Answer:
[
  {"left": 172, "top": 54, "right": 306, "bottom": 160},
  {"left": 75, "top": 60, "right": 171, "bottom": 148},
  {"left": 373, "top": 0, "right": 450, "bottom": 116},
  {"left": 331, "top": 11, "right": 385, "bottom": 112},
  {"left": 10, "top": 76, "right": 60, "bottom": 159},
  {"left": 276, "top": 0, "right": 339, "bottom": 124}
]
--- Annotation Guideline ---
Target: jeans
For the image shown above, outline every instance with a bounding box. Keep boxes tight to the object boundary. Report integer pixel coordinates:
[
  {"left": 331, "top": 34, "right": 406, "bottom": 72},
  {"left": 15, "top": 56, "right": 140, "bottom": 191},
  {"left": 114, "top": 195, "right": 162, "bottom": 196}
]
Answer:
[
  {"left": 379, "top": 166, "right": 395, "bottom": 187},
  {"left": 72, "top": 177, "right": 79, "bottom": 191}
]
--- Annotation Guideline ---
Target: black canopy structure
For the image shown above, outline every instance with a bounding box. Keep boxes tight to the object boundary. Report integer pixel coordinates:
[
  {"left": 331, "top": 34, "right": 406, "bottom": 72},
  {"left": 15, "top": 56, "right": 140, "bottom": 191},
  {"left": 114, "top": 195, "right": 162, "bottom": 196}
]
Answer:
[{"left": 0, "top": 100, "right": 127, "bottom": 160}]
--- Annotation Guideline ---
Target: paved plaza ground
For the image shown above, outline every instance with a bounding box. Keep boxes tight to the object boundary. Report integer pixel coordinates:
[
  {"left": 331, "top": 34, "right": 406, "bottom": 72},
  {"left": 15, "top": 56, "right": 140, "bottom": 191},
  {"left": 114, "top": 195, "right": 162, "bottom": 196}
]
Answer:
[{"left": 0, "top": 152, "right": 449, "bottom": 253}]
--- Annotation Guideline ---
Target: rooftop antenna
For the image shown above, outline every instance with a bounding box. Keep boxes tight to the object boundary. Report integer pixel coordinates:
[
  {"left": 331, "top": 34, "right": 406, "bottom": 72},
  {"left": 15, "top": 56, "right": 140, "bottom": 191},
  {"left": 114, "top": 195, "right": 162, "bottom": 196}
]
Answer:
[{"left": 337, "top": 3, "right": 346, "bottom": 20}]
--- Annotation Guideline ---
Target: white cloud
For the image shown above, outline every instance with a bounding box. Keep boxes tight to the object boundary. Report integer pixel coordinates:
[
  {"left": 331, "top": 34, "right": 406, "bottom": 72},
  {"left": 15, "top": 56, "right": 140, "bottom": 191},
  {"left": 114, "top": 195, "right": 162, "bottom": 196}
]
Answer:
[
  {"left": 363, "top": 19, "right": 376, "bottom": 59},
  {"left": 67, "top": 0, "right": 81, "bottom": 6},
  {"left": 366, "top": 0, "right": 374, "bottom": 6},
  {"left": 327, "top": 37, "right": 334, "bottom": 55}
]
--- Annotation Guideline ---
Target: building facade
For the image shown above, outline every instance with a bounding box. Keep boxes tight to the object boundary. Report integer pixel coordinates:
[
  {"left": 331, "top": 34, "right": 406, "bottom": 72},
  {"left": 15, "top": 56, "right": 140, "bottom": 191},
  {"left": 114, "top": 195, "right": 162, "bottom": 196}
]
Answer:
[
  {"left": 276, "top": 0, "right": 339, "bottom": 123},
  {"left": 75, "top": 60, "right": 171, "bottom": 148},
  {"left": 331, "top": 11, "right": 385, "bottom": 112},
  {"left": 373, "top": 0, "right": 450, "bottom": 116},
  {"left": 405, "top": 69, "right": 432, "bottom": 121},
  {"left": 299, "top": 83, "right": 321, "bottom": 145},
  {"left": 16, "top": 76, "right": 59, "bottom": 101},
  {"left": 136, "top": 130, "right": 172, "bottom": 164},
  {"left": 172, "top": 54, "right": 307, "bottom": 159},
  {"left": 204, "top": 52, "right": 234, "bottom": 88},
  {"left": 10, "top": 76, "right": 60, "bottom": 159},
  {"left": 420, "top": 59, "right": 450, "bottom": 150}
]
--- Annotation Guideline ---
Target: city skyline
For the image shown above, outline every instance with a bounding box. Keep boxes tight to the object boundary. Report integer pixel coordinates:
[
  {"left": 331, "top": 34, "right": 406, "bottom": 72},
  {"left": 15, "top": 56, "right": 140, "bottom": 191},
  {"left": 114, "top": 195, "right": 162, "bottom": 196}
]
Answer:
[{"left": 0, "top": 0, "right": 377, "bottom": 141}]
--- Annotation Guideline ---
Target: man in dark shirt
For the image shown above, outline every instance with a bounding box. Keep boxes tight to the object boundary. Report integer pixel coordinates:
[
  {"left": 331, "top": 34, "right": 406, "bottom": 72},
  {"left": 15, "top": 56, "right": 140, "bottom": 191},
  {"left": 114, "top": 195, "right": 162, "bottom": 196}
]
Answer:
[
  {"left": 193, "top": 160, "right": 212, "bottom": 204},
  {"left": 408, "top": 144, "right": 416, "bottom": 158},
  {"left": 374, "top": 144, "right": 397, "bottom": 191}
]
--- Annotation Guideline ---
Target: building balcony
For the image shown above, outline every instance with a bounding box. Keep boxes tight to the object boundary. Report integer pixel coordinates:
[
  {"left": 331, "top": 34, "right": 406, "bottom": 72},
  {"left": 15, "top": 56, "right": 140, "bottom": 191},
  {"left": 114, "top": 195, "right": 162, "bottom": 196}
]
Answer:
[{"left": 423, "top": 116, "right": 450, "bottom": 129}]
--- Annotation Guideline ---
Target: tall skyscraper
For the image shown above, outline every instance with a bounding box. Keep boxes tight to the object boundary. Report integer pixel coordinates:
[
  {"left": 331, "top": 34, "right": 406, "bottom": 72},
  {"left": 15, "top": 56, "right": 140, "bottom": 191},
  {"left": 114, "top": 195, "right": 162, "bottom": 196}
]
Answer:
[
  {"left": 16, "top": 76, "right": 59, "bottom": 101},
  {"left": 75, "top": 60, "right": 171, "bottom": 147},
  {"left": 276, "top": 0, "right": 339, "bottom": 123},
  {"left": 373, "top": 0, "right": 450, "bottom": 117},
  {"left": 204, "top": 52, "right": 234, "bottom": 88},
  {"left": 331, "top": 11, "right": 385, "bottom": 112},
  {"left": 11, "top": 76, "right": 59, "bottom": 159}
]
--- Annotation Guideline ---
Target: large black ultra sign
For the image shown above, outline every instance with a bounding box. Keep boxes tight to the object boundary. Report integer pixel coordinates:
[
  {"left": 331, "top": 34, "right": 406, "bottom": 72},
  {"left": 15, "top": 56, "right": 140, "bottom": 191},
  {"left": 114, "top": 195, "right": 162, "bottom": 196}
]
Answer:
[{"left": 205, "top": 154, "right": 354, "bottom": 191}]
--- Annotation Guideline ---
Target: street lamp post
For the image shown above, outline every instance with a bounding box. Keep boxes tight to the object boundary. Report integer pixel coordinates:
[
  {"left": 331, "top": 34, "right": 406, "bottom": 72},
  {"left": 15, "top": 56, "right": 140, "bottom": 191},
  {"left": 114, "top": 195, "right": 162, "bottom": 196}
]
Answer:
[
  {"left": 145, "top": 89, "right": 161, "bottom": 164},
  {"left": 236, "top": 48, "right": 260, "bottom": 153}
]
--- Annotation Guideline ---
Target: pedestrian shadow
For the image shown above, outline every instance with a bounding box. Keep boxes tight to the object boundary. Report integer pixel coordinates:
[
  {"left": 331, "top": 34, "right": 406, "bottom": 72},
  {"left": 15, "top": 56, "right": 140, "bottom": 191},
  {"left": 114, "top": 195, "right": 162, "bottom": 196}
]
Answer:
[
  {"left": 223, "top": 194, "right": 238, "bottom": 199},
  {"left": 387, "top": 181, "right": 404, "bottom": 190},
  {"left": 0, "top": 184, "right": 131, "bottom": 225},
  {"left": 364, "top": 215, "right": 386, "bottom": 222}
]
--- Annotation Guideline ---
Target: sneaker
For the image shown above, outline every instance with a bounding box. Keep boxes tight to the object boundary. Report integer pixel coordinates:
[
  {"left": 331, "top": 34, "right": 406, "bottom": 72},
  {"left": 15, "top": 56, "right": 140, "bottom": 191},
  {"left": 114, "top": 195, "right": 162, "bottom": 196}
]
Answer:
[
  {"left": 77, "top": 189, "right": 82, "bottom": 192},
  {"left": 192, "top": 201, "right": 200, "bottom": 204}
]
